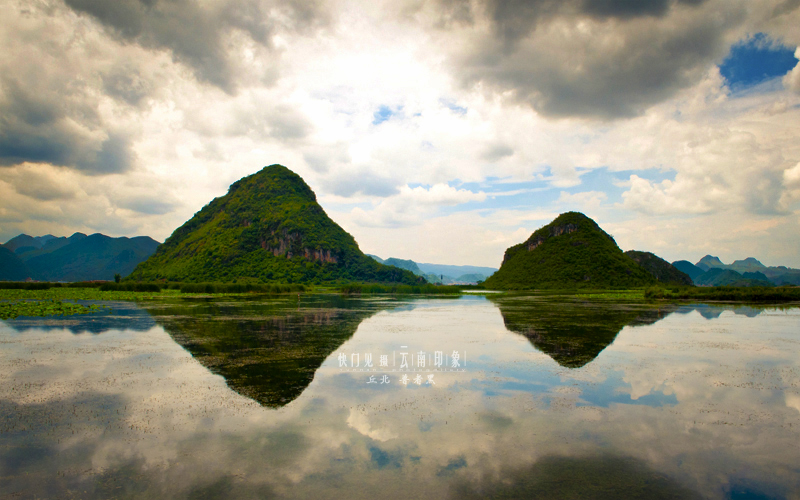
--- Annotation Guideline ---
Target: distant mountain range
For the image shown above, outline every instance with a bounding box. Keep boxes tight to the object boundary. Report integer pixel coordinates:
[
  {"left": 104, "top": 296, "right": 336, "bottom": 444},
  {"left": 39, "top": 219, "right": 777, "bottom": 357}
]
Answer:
[
  {"left": 672, "top": 256, "right": 800, "bottom": 286},
  {"left": 366, "top": 255, "right": 497, "bottom": 284},
  {"left": 1, "top": 233, "right": 160, "bottom": 282}
]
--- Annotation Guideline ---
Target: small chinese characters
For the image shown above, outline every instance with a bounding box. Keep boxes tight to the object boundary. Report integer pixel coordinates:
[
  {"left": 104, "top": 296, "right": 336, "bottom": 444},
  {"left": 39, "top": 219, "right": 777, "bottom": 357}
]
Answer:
[{"left": 368, "top": 373, "right": 435, "bottom": 386}]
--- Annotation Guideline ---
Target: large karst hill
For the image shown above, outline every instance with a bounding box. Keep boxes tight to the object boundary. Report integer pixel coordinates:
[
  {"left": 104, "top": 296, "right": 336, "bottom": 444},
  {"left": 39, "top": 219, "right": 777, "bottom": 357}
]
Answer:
[
  {"left": 128, "top": 164, "right": 420, "bottom": 284},
  {"left": 483, "top": 212, "right": 658, "bottom": 289}
]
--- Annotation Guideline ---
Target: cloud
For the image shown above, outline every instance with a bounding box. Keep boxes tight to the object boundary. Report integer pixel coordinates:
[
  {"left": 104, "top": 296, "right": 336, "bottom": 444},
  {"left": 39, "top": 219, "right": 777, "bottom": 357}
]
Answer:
[
  {"left": 557, "top": 190, "right": 607, "bottom": 209},
  {"left": 784, "top": 48, "right": 800, "bottom": 92},
  {"left": 324, "top": 167, "right": 401, "bottom": 197},
  {"left": 0, "top": 163, "right": 82, "bottom": 201},
  {"left": 350, "top": 184, "right": 486, "bottom": 228},
  {"left": 0, "top": 75, "right": 136, "bottom": 174},
  {"left": 425, "top": 0, "right": 747, "bottom": 119},
  {"left": 481, "top": 143, "right": 514, "bottom": 161},
  {"left": 63, "top": 0, "right": 329, "bottom": 93}
]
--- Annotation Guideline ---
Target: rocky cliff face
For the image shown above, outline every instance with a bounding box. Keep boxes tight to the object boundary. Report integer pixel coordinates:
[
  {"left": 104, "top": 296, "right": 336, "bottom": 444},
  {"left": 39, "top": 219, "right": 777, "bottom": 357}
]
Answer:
[
  {"left": 525, "top": 223, "right": 578, "bottom": 252},
  {"left": 261, "top": 230, "right": 338, "bottom": 264}
]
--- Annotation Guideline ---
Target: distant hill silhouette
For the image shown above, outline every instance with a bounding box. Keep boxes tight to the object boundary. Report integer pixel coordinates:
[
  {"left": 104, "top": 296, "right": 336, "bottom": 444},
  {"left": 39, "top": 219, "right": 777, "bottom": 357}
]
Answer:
[
  {"left": 1, "top": 232, "right": 159, "bottom": 281},
  {"left": 672, "top": 260, "right": 705, "bottom": 281},
  {"left": 689, "top": 255, "right": 799, "bottom": 286},
  {"left": 0, "top": 247, "right": 33, "bottom": 281},
  {"left": 625, "top": 251, "right": 693, "bottom": 286},
  {"left": 365, "top": 254, "right": 497, "bottom": 284}
]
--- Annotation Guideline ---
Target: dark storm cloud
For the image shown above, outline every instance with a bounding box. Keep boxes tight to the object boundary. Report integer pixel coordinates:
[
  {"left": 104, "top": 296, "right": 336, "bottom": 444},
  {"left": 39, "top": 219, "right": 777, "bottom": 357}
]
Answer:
[
  {"left": 102, "top": 67, "right": 153, "bottom": 106},
  {"left": 64, "top": 0, "right": 329, "bottom": 93},
  {"left": 434, "top": 0, "right": 738, "bottom": 119},
  {"left": 581, "top": 0, "right": 707, "bottom": 20},
  {"left": 772, "top": 0, "right": 800, "bottom": 17},
  {"left": 0, "top": 77, "right": 135, "bottom": 174}
]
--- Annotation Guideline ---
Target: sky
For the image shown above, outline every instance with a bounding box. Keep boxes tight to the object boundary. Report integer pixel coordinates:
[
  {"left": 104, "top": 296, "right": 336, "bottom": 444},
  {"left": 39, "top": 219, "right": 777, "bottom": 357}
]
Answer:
[{"left": 1, "top": 0, "right": 800, "bottom": 269}]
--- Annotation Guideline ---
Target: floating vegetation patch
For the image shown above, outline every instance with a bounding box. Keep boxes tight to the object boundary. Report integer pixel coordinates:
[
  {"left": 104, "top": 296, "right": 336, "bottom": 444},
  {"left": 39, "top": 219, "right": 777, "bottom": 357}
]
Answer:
[{"left": 0, "top": 299, "right": 105, "bottom": 320}]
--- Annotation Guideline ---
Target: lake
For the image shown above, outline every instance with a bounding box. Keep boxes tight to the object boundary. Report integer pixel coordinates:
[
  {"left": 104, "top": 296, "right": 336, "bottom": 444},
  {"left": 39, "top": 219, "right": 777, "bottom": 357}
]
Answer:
[{"left": 1, "top": 294, "right": 799, "bottom": 499}]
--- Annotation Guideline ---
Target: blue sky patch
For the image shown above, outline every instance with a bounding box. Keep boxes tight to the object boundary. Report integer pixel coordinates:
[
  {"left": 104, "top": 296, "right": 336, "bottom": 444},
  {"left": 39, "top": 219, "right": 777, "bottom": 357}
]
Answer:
[
  {"left": 372, "top": 105, "right": 403, "bottom": 125},
  {"left": 440, "top": 98, "right": 468, "bottom": 115},
  {"left": 719, "top": 33, "right": 798, "bottom": 90}
]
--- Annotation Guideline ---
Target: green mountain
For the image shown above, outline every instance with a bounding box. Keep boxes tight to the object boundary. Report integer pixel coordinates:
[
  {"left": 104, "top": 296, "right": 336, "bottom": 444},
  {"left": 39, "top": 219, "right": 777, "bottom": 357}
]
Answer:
[
  {"left": 127, "top": 165, "right": 421, "bottom": 284},
  {"left": 624, "top": 251, "right": 693, "bottom": 286},
  {"left": 2, "top": 234, "right": 56, "bottom": 253},
  {"left": 0, "top": 247, "right": 33, "bottom": 281},
  {"left": 1, "top": 232, "right": 158, "bottom": 281},
  {"left": 483, "top": 212, "right": 656, "bottom": 289},
  {"left": 25, "top": 234, "right": 160, "bottom": 282},
  {"left": 672, "top": 260, "right": 705, "bottom": 281}
]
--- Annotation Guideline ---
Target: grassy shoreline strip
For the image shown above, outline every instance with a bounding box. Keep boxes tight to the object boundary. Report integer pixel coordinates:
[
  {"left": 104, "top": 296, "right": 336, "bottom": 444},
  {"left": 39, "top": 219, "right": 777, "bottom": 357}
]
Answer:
[
  {"left": 339, "top": 283, "right": 462, "bottom": 294},
  {"left": 644, "top": 285, "right": 800, "bottom": 302}
]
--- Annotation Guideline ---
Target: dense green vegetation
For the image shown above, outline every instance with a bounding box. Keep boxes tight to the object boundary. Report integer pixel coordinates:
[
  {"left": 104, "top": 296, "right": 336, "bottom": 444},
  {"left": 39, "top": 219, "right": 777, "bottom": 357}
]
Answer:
[
  {"left": 339, "top": 283, "right": 462, "bottom": 294},
  {"left": 128, "top": 165, "right": 421, "bottom": 285},
  {"left": 645, "top": 286, "right": 800, "bottom": 302},
  {"left": 624, "top": 250, "right": 693, "bottom": 286},
  {"left": 484, "top": 212, "right": 656, "bottom": 289}
]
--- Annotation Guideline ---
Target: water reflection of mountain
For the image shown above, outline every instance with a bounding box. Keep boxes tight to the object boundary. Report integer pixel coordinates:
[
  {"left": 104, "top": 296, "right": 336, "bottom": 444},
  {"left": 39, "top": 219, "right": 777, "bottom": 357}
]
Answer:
[
  {"left": 492, "top": 297, "right": 677, "bottom": 368},
  {"left": 148, "top": 295, "right": 390, "bottom": 408},
  {"left": 450, "top": 454, "right": 702, "bottom": 499},
  {"left": 675, "top": 304, "right": 764, "bottom": 319},
  {"left": 2, "top": 301, "right": 156, "bottom": 334}
]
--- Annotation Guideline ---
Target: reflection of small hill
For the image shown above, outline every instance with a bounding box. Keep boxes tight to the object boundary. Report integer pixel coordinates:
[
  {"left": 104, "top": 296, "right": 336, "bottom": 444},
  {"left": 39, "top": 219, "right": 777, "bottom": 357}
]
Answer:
[
  {"left": 492, "top": 297, "right": 676, "bottom": 368},
  {"left": 677, "top": 304, "right": 764, "bottom": 320},
  {"left": 149, "top": 296, "right": 388, "bottom": 408},
  {"left": 450, "top": 454, "right": 702, "bottom": 500},
  {"left": 3, "top": 301, "right": 156, "bottom": 334}
]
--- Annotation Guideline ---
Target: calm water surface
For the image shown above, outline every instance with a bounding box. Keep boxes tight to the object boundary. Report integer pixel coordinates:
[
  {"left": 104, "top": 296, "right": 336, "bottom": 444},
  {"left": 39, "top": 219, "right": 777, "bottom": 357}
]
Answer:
[{"left": 1, "top": 294, "right": 799, "bottom": 499}]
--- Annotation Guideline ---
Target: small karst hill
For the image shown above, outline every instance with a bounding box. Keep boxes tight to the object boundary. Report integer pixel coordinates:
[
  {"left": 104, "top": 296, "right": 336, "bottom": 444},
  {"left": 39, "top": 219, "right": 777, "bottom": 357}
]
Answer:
[
  {"left": 624, "top": 250, "right": 693, "bottom": 286},
  {"left": 483, "top": 212, "right": 657, "bottom": 289},
  {"left": 128, "top": 165, "right": 420, "bottom": 284}
]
